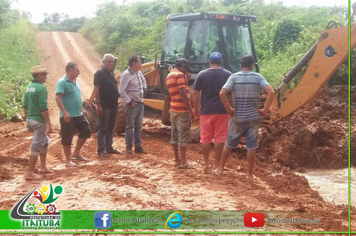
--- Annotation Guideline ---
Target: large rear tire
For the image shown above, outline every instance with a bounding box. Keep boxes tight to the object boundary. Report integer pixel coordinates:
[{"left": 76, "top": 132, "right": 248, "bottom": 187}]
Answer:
[
  {"left": 114, "top": 99, "right": 126, "bottom": 134},
  {"left": 189, "top": 119, "right": 200, "bottom": 143},
  {"left": 82, "top": 99, "right": 97, "bottom": 132}
]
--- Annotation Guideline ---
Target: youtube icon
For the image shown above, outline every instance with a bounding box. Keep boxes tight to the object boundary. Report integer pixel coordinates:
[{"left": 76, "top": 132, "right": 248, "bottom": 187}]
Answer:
[{"left": 244, "top": 213, "right": 265, "bottom": 227}]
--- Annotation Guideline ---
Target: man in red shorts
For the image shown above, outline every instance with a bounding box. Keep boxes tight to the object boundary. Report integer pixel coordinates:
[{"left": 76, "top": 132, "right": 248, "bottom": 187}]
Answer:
[{"left": 192, "top": 52, "right": 232, "bottom": 173}]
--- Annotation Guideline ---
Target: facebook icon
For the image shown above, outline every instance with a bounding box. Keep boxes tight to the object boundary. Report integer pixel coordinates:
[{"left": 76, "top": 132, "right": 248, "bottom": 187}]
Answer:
[{"left": 94, "top": 211, "right": 112, "bottom": 229}]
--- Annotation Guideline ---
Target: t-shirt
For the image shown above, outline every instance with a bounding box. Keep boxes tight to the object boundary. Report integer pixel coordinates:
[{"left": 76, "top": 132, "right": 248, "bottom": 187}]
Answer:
[
  {"left": 223, "top": 71, "right": 269, "bottom": 122},
  {"left": 192, "top": 68, "right": 231, "bottom": 115},
  {"left": 166, "top": 68, "right": 190, "bottom": 113},
  {"left": 23, "top": 80, "right": 48, "bottom": 123},
  {"left": 94, "top": 67, "right": 119, "bottom": 108},
  {"left": 55, "top": 76, "right": 83, "bottom": 117}
]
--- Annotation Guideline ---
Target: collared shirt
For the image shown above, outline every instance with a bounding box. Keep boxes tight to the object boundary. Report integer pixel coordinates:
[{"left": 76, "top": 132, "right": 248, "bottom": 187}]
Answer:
[
  {"left": 166, "top": 68, "right": 190, "bottom": 113},
  {"left": 55, "top": 75, "right": 83, "bottom": 117},
  {"left": 94, "top": 67, "right": 119, "bottom": 108},
  {"left": 23, "top": 80, "right": 48, "bottom": 123},
  {"left": 119, "top": 67, "right": 147, "bottom": 104},
  {"left": 223, "top": 71, "right": 269, "bottom": 122}
]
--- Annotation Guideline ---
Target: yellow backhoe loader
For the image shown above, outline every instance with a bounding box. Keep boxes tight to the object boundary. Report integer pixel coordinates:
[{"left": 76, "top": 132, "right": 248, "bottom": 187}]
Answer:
[{"left": 83, "top": 10, "right": 356, "bottom": 142}]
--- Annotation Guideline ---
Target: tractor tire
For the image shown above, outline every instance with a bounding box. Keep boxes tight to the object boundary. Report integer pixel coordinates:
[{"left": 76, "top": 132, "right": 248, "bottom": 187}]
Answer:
[
  {"left": 82, "top": 99, "right": 97, "bottom": 132},
  {"left": 189, "top": 126, "right": 200, "bottom": 143},
  {"left": 189, "top": 118, "right": 200, "bottom": 143},
  {"left": 114, "top": 99, "right": 126, "bottom": 134}
]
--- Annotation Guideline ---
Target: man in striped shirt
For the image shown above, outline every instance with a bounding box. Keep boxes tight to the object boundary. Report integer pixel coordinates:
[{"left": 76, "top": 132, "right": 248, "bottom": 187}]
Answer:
[
  {"left": 216, "top": 55, "right": 275, "bottom": 179},
  {"left": 166, "top": 58, "right": 194, "bottom": 169}
]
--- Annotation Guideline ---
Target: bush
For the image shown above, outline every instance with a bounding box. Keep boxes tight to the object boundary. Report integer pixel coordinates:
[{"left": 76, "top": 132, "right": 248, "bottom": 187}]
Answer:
[{"left": 0, "top": 18, "right": 39, "bottom": 120}]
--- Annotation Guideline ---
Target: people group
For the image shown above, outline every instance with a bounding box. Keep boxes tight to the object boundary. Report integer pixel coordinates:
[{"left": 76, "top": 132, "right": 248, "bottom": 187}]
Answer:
[
  {"left": 167, "top": 53, "right": 274, "bottom": 178},
  {"left": 24, "top": 51, "right": 274, "bottom": 180}
]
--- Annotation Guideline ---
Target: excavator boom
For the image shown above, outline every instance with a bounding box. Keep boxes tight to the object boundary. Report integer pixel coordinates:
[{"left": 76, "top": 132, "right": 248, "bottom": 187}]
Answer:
[{"left": 264, "top": 22, "right": 356, "bottom": 127}]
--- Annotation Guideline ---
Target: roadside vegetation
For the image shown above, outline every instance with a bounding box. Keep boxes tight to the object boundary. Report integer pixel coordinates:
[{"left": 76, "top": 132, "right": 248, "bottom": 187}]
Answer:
[
  {"left": 0, "top": 0, "right": 39, "bottom": 120},
  {"left": 78, "top": 0, "right": 351, "bottom": 86}
]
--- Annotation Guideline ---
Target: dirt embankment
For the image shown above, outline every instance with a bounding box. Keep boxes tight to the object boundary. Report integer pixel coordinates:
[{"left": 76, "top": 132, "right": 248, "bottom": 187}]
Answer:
[
  {"left": 0, "top": 32, "right": 353, "bottom": 232},
  {"left": 256, "top": 85, "right": 354, "bottom": 170}
]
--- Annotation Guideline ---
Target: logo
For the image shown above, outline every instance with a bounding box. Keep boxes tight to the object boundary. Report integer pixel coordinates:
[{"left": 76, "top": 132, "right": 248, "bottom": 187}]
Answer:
[
  {"left": 244, "top": 213, "right": 264, "bottom": 227},
  {"left": 94, "top": 211, "right": 112, "bottom": 229},
  {"left": 10, "top": 184, "right": 63, "bottom": 229},
  {"left": 165, "top": 211, "right": 182, "bottom": 229}
]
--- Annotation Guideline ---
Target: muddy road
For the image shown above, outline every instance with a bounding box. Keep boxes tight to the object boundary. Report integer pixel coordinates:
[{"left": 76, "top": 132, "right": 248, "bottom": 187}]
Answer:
[{"left": 0, "top": 32, "right": 353, "bottom": 232}]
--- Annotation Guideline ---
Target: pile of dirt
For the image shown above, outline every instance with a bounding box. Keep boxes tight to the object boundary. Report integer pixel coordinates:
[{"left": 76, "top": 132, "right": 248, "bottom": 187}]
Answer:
[
  {"left": 0, "top": 166, "right": 11, "bottom": 180},
  {"left": 259, "top": 85, "right": 353, "bottom": 170}
]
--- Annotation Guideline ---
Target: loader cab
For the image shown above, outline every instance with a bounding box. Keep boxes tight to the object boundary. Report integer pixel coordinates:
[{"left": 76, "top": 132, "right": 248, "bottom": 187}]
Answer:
[{"left": 159, "top": 13, "right": 258, "bottom": 91}]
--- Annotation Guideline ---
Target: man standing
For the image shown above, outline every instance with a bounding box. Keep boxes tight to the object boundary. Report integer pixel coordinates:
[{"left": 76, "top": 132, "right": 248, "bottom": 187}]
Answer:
[
  {"left": 24, "top": 65, "right": 53, "bottom": 180},
  {"left": 55, "top": 62, "right": 91, "bottom": 167},
  {"left": 166, "top": 58, "right": 194, "bottom": 169},
  {"left": 94, "top": 53, "right": 121, "bottom": 157},
  {"left": 192, "top": 52, "right": 231, "bottom": 173},
  {"left": 217, "top": 55, "right": 275, "bottom": 178},
  {"left": 119, "top": 55, "right": 148, "bottom": 154}
]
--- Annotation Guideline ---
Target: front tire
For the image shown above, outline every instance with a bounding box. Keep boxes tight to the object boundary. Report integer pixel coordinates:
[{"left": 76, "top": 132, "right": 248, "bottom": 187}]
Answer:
[{"left": 114, "top": 99, "right": 126, "bottom": 134}]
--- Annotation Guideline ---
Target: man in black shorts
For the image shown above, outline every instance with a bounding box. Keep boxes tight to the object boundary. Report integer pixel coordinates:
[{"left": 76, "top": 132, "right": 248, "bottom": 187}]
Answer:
[{"left": 55, "top": 62, "right": 91, "bottom": 167}]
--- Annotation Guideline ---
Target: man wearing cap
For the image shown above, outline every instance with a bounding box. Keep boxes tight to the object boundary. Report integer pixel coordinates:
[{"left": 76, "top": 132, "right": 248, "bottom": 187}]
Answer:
[
  {"left": 119, "top": 55, "right": 148, "bottom": 154},
  {"left": 216, "top": 55, "right": 275, "bottom": 179},
  {"left": 55, "top": 62, "right": 91, "bottom": 167},
  {"left": 94, "top": 53, "right": 121, "bottom": 157},
  {"left": 192, "top": 52, "right": 232, "bottom": 173},
  {"left": 24, "top": 65, "right": 53, "bottom": 180},
  {"left": 166, "top": 58, "right": 194, "bottom": 169}
]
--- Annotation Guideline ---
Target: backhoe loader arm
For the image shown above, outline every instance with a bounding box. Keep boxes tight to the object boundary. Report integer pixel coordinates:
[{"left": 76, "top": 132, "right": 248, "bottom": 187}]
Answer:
[{"left": 263, "top": 22, "right": 356, "bottom": 127}]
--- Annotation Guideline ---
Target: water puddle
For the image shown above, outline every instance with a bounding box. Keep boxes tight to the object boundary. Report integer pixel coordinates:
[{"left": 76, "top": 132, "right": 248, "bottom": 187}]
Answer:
[{"left": 297, "top": 168, "right": 354, "bottom": 206}]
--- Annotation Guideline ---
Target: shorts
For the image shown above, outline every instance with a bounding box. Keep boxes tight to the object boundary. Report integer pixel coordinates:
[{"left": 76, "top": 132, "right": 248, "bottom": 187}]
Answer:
[
  {"left": 27, "top": 119, "right": 49, "bottom": 157},
  {"left": 60, "top": 115, "right": 91, "bottom": 146},
  {"left": 225, "top": 120, "right": 260, "bottom": 150},
  {"left": 170, "top": 111, "right": 191, "bottom": 147},
  {"left": 200, "top": 114, "right": 229, "bottom": 143}
]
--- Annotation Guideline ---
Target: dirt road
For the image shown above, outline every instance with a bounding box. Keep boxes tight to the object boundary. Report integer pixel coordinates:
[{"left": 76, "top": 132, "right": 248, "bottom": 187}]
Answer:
[{"left": 0, "top": 32, "right": 353, "bottom": 232}]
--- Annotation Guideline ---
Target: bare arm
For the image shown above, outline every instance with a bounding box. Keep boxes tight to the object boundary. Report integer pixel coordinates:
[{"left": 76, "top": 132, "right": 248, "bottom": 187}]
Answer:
[
  {"left": 179, "top": 87, "right": 193, "bottom": 117},
  {"left": 258, "top": 85, "right": 275, "bottom": 117},
  {"left": 24, "top": 107, "right": 27, "bottom": 119},
  {"left": 220, "top": 88, "right": 234, "bottom": 118},
  {"left": 55, "top": 93, "right": 71, "bottom": 123},
  {"left": 41, "top": 110, "right": 52, "bottom": 134},
  {"left": 94, "top": 85, "right": 103, "bottom": 116},
  {"left": 192, "top": 90, "right": 200, "bottom": 117}
]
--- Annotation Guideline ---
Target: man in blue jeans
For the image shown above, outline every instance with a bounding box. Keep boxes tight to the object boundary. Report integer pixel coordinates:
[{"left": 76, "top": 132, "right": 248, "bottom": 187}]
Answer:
[
  {"left": 94, "top": 53, "right": 121, "bottom": 157},
  {"left": 216, "top": 55, "right": 275, "bottom": 179},
  {"left": 24, "top": 65, "right": 53, "bottom": 180},
  {"left": 119, "top": 55, "right": 148, "bottom": 154}
]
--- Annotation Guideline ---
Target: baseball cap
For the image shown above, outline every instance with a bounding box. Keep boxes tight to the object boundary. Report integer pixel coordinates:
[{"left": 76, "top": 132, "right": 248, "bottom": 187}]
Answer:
[
  {"left": 240, "top": 55, "right": 256, "bottom": 67},
  {"left": 175, "top": 58, "right": 193, "bottom": 72},
  {"left": 209, "top": 52, "right": 223, "bottom": 62},
  {"left": 30, "top": 65, "right": 49, "bottom": 75}
]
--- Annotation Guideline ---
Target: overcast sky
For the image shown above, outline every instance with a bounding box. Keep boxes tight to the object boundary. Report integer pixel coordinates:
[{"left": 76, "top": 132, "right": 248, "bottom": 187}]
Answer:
[{"left": 11, "top": 0, "right": 349, "bottom": 24}]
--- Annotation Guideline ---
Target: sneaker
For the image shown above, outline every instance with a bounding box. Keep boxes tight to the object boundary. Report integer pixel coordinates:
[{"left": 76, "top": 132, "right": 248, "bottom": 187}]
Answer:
[
  {"left": 126, "top": 146, "right": 133, "bottom": 154},
  {"left": 134, "top": 146, "right": 148, "bottom": 154},
  {"left": 106, "top": 149, "right": 122, "bottom": 155},
  {"left": 98, "top": 151, "right": 110, "bottom": 157}
]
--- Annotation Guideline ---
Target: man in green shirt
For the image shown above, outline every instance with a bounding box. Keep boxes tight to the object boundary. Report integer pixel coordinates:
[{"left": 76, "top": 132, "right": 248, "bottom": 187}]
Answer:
[{"left": 23, "top": 65, "right": 53, "bottom": 180}]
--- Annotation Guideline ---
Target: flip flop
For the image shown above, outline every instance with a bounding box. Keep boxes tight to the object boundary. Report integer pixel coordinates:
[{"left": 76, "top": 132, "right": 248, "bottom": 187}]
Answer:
[
  {"left": 212, "top": 169, "right": 222, "bottom": 176},
  {"left": 65, "top": 162, "right": 76, "bottom": 167},
  {"left": 178, "top": 164, "right": 194, "bottom": 169},
  {"left": 25, "top": 173, "right": 42, "bottom": 180},
  {"left": 71, "top": 156, "right": 89, "bottom": 162},
  {"left": 38, "top": 169, "right": 54, "bottom": 174}
]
